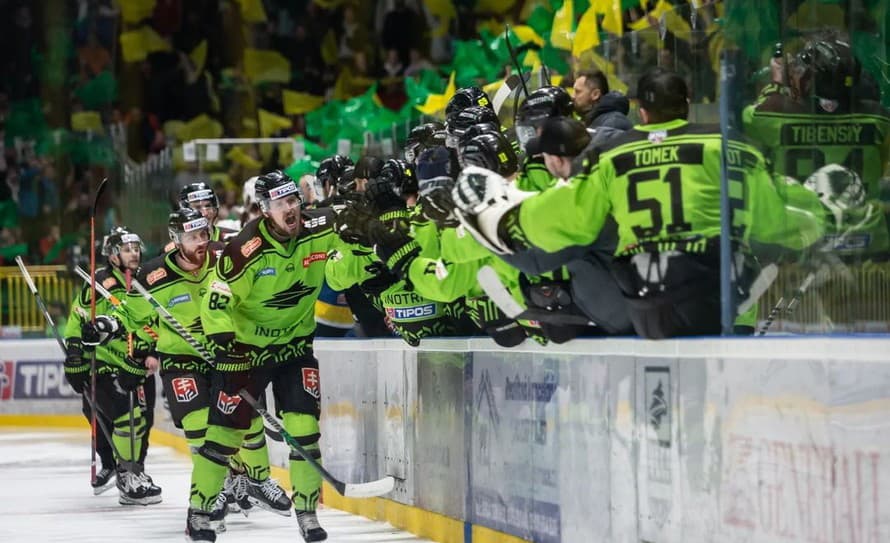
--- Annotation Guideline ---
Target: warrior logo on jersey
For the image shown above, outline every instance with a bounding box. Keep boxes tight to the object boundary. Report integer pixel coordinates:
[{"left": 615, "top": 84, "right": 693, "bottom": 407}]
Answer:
[
  {"left": 263, "top": 280, "right": 315, "bottom": 309},
  {"left": 185, "top": 316, "right": 203, "bottom": 337},
  {"left": 302, "top": 368, "right": 320, "bottom": 398},
  {"left": 172, "top": 377, "right": 198, "bottom": 403},
  {"left": 216, "top": 390, "right": 242, "bottom": 414}
]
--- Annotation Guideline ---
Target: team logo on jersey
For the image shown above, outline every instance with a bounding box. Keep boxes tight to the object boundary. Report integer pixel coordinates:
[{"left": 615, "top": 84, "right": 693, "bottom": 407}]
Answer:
[
  {"left": 264, "top": 281, "right": 315, "bottom": 309},
  {"left": 185, "top": 316, "right": 203, "bottom": 336},
  {"left": 256, "top": 267, "right": 276, "bottom": 278},
  {"left": 0, "top": 361, "right": 13, "bottom": 400},
  {"left": 241, "top": 237, "right": 262, "bottom": 257},
  {"left": 172, "top": 377, "right": 198, "bottom": 403},
  {"left": 102, "top": 277, "right": 117, "bottom": 290},
  {"left": 146, "top": 268, "right": 167, "bottom": 285},
  {"left": 302, "top": 252, "right": 328, "bottom": 268},
  {"left": 301, "top": 368, "right": 320, "bottom": 398},
  {"left": 216, "top": 390, "right": 242, "bottom": 414},
  {"left": 167, "top": 293, "right": 191, "bottom": 308},
  {"left": 648, "top": 130, "right": 668, "bottom": 144},
  {"left": 285, "top": 263, "right": 295, "bottom": 272}
]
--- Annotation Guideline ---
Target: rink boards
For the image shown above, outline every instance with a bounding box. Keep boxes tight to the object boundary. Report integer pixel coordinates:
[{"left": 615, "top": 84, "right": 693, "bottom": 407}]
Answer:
[{"left": 2, "top": 336, "right": 890, "bottom": 543}]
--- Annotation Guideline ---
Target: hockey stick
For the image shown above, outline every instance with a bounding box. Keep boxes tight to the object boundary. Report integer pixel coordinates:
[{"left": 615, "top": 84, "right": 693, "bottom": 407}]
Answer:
[
  {"left": 736, "top": 263, "right": 779, "bottom": 315},
  {"left": 125, "top": 270, "right": 137, "bottom": 473},
  {"left": 504, "top": 25, "right": 530, "bottom": 99},
  {"left": 128, "top": 277, "right": 396, "bottom": 498},
  {"left": 89, "top": 177, "right": 109, "bottom": 485},
  {"left": 16, "top": 259, "right": 128, "bottom": 473},
  {"left": 758, "top": 271, "right": 816, "bottom": 336},
  {"left": 477, "top": 266, "right": 596, "bottom": 326},
  {"left": 15, "top": 256, "right": 66, "bottom": 355}
]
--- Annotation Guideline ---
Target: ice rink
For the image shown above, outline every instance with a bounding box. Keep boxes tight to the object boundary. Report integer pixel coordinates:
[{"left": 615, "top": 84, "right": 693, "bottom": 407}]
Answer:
[{"left": 0, "top": 429, "right": 431, "bottom": 543}]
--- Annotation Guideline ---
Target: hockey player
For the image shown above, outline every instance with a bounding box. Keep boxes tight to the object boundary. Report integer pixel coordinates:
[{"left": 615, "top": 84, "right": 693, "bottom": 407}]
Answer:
[
  {"left": 188, "top": 170, "right": 341, "bottom": 542},
  {"left": 107, "top": 208, "right": 290, "bottom": 528},
  {"left": 64, "top": 226, "right": 162, "bottom": 505},
  {"left": 453, "top": 68, "right": 826, "bottom": 339}
]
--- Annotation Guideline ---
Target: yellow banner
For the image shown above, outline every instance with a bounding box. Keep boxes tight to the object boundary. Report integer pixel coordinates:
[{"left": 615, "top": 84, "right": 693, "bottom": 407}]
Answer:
[
  {"left": 119, "top": 26, "right": 172, "bottom": 63},
  {"left": 258, "top": 109, "right": 292, "bottom": 137},
  {"left": 243, "top": 48, "right": 291, "bottom": 84},
  {"left": 283, "top": 90, "right": 325, "bottom": 115},
  {"left": 120, "top": 0, "right": 156, "bottom": 24},
  {"left": 550, "top": 0, "right": 574, "bottom": 50},
  {"left": 71, "top": 111, "right": 103, "bottom": 133},
  {"left": 235, "top": 0, "right": 267, "bottom": 23}
]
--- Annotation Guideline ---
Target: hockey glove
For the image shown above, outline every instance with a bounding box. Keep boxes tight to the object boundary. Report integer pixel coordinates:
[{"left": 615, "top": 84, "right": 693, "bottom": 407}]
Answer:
[
  {"left": 452, "top": 166, "right": 535, "bottom": 254},
  {"left": 369, "top": 222, "right": 420, "bottom": 281},
  {"left": 116, "top": 355, "right": 147, "bottom": 392},
  {"left": 81, "top": 315, "right": 123, "bottom": 349},
  {"left": 364, "top": 177, "right": 406, "bottom": 217},
  {"left": 64, "top": 337, "right": 90, "bottom": 394},
  {"left": 334, "top": 200, "right": 377, "bottom": 246}
]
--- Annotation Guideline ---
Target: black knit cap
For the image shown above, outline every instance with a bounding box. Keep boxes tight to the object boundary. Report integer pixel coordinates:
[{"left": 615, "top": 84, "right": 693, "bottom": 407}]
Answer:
[{"left": 633, "top": 68, "right": 688, "bottom": 119}]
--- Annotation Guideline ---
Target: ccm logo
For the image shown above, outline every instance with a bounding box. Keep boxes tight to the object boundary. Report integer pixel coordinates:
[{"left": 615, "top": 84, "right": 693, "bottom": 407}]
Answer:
[
  {"left": 302, "top": 252, "right": 328, "bottom": 268},
  {"left": 388, "top": 304, "right": 436, "bottom": 320}
]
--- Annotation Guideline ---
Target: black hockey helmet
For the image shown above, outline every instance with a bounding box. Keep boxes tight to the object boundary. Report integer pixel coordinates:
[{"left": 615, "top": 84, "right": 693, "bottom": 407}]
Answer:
[
  {"left": 179, "top": 181, "right": 219, "bottom": 210},
  {"left": 458, "top": 122, "right": 501, "bottom": 146},
  {"left": 380, "top": 158, "right": 418, "bottom": 196},
  {"left": 445, "top": 86, "right": 493, "bottom": 121},
  {"left": 337, "top": 166, "right": 357, "bottom": 195},
  {"left": 255, "top": 169, "right": 301, "bottom": 212},
  {"left": 316, "top": 155, "right": 354, "bottom": 188},
  {"left": 102, "top": 226, "right": 144, "bottom": 257},
  {"left": 445, "top": 106, "right": 500, "bottom": 148},
  {"left": 459, "top": 132, "right": 518, "bottom": 178},
  {"left": 355, "top": 155, "right": 384, "bottom": 179},
  {"left": 416, "top": 146, "right": 460, "bottom": 226},
  {"left": 517, "top": 86, "right": 574, "bottom": 126},
  {"left": 794, "top": 38, "right": 861, "bottom": 101},
  {"left": 168, "top": 206, "right": 210, "bottom": 244},
  {"left": 405, "top": 122, "right": 446, "bottom": 163}
]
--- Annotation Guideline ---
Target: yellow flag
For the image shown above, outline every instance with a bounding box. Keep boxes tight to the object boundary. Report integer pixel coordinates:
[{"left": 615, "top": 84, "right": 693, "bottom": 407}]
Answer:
[
  {"left": 512, "top": 25, "right": 545, "bottom": 47},
  {"left": 119, "top": 26, "right": 172, "bottom": 63},
  {"left": 235, "top": 0, "right": 267, "bottom": 23},
  {"left": 243, "top": 48, "right": 291, "bottom": 84},
  {"left": 71, "top": 111, "right": 103, "bottom": 133},
  {"left": 585, "top": 50, "right": 628, "bottom": 94},
  {"left": 629, "top": 0, "right": 672, "bottom": 31},
  {"left": 227, "top": 146, "right": 263, "bottom": 169},
  {"left": 573, "top": 7, "right": 601, "bottom": 57},
  {"left": 282, "top": 90, "right": 325, "bottom": 115},
  {"left": 523, "top": 50, "right": 541, "bottom": 69},
  {"left": 120, "top": 0, "right": 156, "bottom": 24},
  {"left": 320, "top": 30, "right": 338, "bottom": 66},
  {"left": 190, "top": 40, "right": 208, "bottom": 76},
  {"left": 424, "top": 0, "right": 457, "bottom": 38},
  {"left": 663, "top": 6, "right": 692, "bottom": 42},
  {"left": 416, "top": 72, "right": 456, "bottom": 116},
  {"left": 258, "top": 109, "right": 292, "bottom": 137},
  {"left": 178, "top": 114, "right": 223, "bottom": 142},
  {"left": 550, "top": 0, "right": 574, "bottom": 51},
  {"left": 594, "top": 0, "right": 624, "bottom": 36}
]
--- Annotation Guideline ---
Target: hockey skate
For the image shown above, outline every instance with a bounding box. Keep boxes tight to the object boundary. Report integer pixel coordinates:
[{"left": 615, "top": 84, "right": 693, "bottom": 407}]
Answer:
[
  {"left": 245, "top": 476, "right": 291, "bottom": 516},
  {"left": 296, "top": 509, "right": 328, "bottom": 542},
  {"left": 226, "top": 472, "right": 253, "bottom": 516},
  {"left": 116, "top": 467, "right": 162, "bottom": 506},
  {"left": 186, "top": 507, "right": 216, "bottom": 542},
  {"left": 209, "top": 492, "right": 227, "bottom": 534},
  {"left": 91, "top": 466, "right": 116, "bottom": 495}
]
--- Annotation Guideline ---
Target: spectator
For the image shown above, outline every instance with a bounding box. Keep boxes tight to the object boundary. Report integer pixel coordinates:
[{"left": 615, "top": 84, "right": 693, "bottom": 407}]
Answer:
[
  {"left": 381, "top": 0, "right": 425, "bottom": 67},
  {"left": 572, "top": 70, "right": 633, "bottom": 130}
]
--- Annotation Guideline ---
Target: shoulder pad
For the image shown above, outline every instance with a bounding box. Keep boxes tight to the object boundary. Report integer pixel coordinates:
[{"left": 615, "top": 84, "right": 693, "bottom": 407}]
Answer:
[
  {"left": 217, "top": 218, "right": 267, "bottom": 280},
  {"left": 301, "top": 208, "right": 335, "bottom": 234},
  {"left": 139, "top": 255, "right": 174, "bottom": 288}
]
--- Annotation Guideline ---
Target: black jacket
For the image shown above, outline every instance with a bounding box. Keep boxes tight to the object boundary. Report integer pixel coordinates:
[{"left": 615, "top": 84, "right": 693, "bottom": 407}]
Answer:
[{"left": 585, "top": 91, "right": 633, "bottom": 131}]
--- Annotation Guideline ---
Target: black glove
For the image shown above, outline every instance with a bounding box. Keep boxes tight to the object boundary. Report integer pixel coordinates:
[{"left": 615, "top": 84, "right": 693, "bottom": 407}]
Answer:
[
  {"left": 418, "top": 176, "right": 459, "bottom": 227},
  {"left": 364, "top": 177, "right": 406, "bottom": 216},
  {"left": 369, "top": 222, "right": 420, "bottom": 280},
  {"left": 360, "top": 261, "right": 399, "bottom": 296},
  {"left": 81, "top": 315, "right": 123, "bottom": 349},
  {"left": 115, "top": 355, "right": 147, "bottom": 392},
  {"left": 334, "top": 200, "right": 378, "bottom": 246},
  {"left": 64, "top": 337, "right": 90, "bottom": 394}
]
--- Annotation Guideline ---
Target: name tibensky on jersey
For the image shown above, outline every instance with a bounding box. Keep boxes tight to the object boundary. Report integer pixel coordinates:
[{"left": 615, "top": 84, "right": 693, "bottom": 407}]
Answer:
[
  {"left": 782, "top": 123, "right": 875, "bottom": 145},
  {"left": 263, "top": 280, "right": 316, "bottom": 309}
]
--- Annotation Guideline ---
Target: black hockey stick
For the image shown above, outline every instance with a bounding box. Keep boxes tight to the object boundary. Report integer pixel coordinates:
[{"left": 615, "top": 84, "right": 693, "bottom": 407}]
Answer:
[
  {"left": 17, "top": 259, "right": 130, "bottom": 474},
  {"left": 758, "top": 271, "right": 816, "bottom": 336},
  {"left": 89, "top": 177, "right": 109, "bottom": 485},
  {"left": 476, "top": 265, "right": 596, "bottom": 326},
  {"left": 128, "top": 277, "right": 395, "bottom": 498},
  {"left": 504, "top": 25, "right": 530, "bottom": 99},
  {"left": 15, "top": 256, "right": 66, "bottom": 354}
]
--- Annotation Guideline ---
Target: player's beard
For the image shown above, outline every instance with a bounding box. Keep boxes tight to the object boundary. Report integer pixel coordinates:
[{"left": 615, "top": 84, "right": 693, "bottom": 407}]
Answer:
[
  {"left": 179, "top": 243, "right": 207, "bottom": 269},
  {"left": 269, "top": 210, "right": 300, "bottom": 240}
]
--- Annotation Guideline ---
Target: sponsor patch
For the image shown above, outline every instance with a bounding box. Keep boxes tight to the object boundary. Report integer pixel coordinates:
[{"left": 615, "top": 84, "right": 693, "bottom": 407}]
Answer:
[
  {"left": 183, "top": 217, "right": 208, "bottom": 232},
  {"left": 303, "top": 215, "right": 327, "bottom": 229},
  {"left": 102, "top": 277, "right": 117, "bottom": 289},
  {"left": 167, "top": 293, "right": 191, "bottom": 308},
  {"left": 256, "top": 267, "right": 276, "bottom": 278},
  {"left": 209, "top": 280, "right": 231, "bottom": 296},
  {"left": 647, "top": 130, "right": 668, "bottom": 144},
  {"left": 146, "top": 268, "right": 167, "bottom": 285},
  {"left": 187, "top": 189, "right": 214, "bottom": 202},
  {"left": 434, "top": 259, "right": 449, "bottom": 281},
  {"left": 172, "top": 377, "right": 198, "bottom": 402},
  {"left": 386, "top": 303, "right": 437, "bottom": 321},
  {"left": 302, "top": 367, "right": 320, "bottom": 399},
  {"left": 0, "top": 361, "right": 14, "bottom": 401},
  {"left": 302, "top": 252, "right": 328, "bottom": 268},
  {"left": 268, "top": 181, "right": 297, "bottom": 200},
  {"left": 241, "top": 237, "right": 262, "bottom": 257},
  {"left": 216, "top": 390, "right": 242, "bottom": 415}
]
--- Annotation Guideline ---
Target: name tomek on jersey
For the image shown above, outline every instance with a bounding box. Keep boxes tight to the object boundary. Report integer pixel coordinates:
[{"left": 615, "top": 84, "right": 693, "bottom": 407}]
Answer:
[{"left": 786, "top": 124, "right": 871, "bottom": 145}]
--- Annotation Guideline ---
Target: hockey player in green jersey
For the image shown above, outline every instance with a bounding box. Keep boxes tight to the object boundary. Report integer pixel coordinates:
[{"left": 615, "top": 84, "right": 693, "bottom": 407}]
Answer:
[
  {"left": 165, "top": 182, "right": 237, "bottom": 252},
  {"left": 107, "top": 208, "right": 289, "bottom": 529},
  {"left": 743, "top": 35, "right": 890, "bottom": 201},
  {"left": 188, "top": 170, "right": 339, "bottom": 542},
  {"left": 65, "top": 226, "right": 162, "bottom": 505},
  {"left": 453, "top": 68, "right": 826, "bottom": 339}
]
